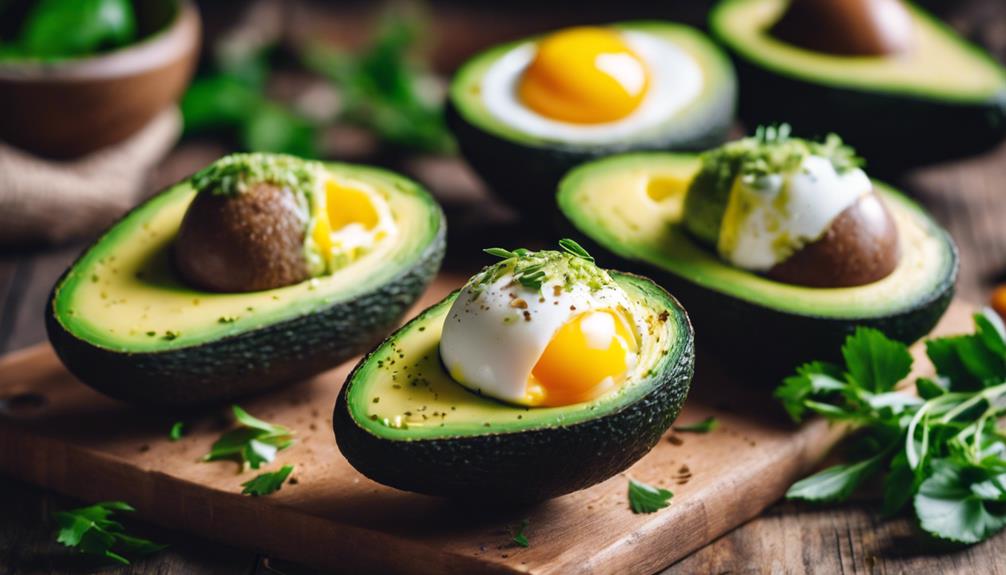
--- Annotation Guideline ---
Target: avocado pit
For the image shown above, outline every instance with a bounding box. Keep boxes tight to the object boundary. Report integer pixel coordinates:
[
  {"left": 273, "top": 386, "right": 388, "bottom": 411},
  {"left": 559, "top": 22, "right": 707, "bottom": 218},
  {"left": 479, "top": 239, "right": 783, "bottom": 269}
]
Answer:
[
  {"left": 771, "top": 0, "right": 914, "bottom": 56},
  {"left": 767, "top": 191, "right": 900, "bottom": 287},
  {"left": 174, "top": 182, "right": 310, "bottom": 293}
]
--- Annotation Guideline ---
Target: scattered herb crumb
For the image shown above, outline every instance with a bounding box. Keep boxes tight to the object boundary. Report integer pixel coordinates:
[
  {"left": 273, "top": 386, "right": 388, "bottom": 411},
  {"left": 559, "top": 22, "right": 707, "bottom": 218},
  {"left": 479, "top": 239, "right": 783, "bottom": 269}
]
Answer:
[
  {"left": 169, "top": 422, "right": 184, "bottom": 441},
  {"left": 162, "top": 330, "right": 179, "bottom": 341},
  {"left": 241, "top": 465, "right": 294, "bottom": 496},
  {"left": 202, "top": 405, "right": 294, "bottom": 470},
  {"left": 673, "top": 416, "right": 719, "bottom": 434},
  {"left": 511, "top": 519, "right": 529, "bottom": 548},
  {"left": 628, "top": 479, "right": 673, "bottom": 514},
  {"left": 53, "top": 501, "right": 166, "bottom": 565}
]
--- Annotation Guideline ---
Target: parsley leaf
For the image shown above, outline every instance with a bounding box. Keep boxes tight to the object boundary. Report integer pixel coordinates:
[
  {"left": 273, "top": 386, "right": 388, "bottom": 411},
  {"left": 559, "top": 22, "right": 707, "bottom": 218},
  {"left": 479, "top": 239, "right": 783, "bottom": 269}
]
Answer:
[
  {"left": 915, "top": 459, "right": 1006, "bottom": 544},
  {"left": 628, "top": 479, "right": 673, "bottom": 514},
  {"left": 241, "top": 465, "right": 294, "bottom": 496},
  {"left": 53, "top": 501, "right": 166, "bottom": 565},
  {"left": 17, "top": 0, "right": 136, "bottom": 59},
  {"left": 169, "top": 422, "right": 184, "bottom": 441},
  {"left": 203, "top": 405, "right": 294, "bottom": 470},
  {"left": 511, "top": 518, "right": 529, "bottom": 547},
  {"left": 673, "top": 416, "right": 719, "bottom": 433},
  {"left": 787, "top": 448, "right": 890, "bottom": 503},
  {"left": 843, "top": 327, "right": 913, "bottom": 393}
]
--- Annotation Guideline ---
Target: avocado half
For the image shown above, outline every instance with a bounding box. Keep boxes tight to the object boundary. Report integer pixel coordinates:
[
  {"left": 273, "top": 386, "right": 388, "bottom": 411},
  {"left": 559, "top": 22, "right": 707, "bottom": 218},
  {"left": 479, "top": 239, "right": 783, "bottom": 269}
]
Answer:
[
  {"left": 334, "top": 272, "right": 694, "bottom": 501},
  {"left": 557, "top": 153, "right": 957, "bottom": 377},
  {"left": 46, "top": 163, "right": 446, "bottom": 406},
  {"left": 710, "top": 0, "right": 1006, "bottom": 170},
  {"left": 447, "top": 21, "right": 736, "bottom": 214}
]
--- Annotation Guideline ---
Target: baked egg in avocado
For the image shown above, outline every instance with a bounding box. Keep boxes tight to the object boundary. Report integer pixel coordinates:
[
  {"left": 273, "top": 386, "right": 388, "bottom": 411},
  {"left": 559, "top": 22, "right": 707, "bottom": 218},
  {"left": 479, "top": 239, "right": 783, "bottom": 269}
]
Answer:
[
  {"left": 447, "top": 21, "right": 736, "bottom": 213},
  {"left": 47, "top": 153, "right": 445, "bottom": 406},
  {"left": 557, "top": 129, "right": 957, "bottom": 377},
  {"left": 334, "top": 242, "right": 694, "bottom": 501},
  {"left": 710, "top": 0, "right": 1006, "bottom": 170}
]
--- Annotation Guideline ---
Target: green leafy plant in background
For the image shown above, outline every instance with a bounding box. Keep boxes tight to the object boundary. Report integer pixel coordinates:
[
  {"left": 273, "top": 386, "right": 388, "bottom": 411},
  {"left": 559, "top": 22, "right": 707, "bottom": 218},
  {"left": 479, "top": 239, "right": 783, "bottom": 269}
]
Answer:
[
  {"left": 0, "top": 0, "right": 136, "bottom": 59},
  {"left": 181, "top": 2, "right": 452, "bottom": 157},
  {"left": 302, "top": 4, "right": 453, "bottom": 154},
  {"left": 54, "top": 501, "right": 166, "bottom": 565},
  {"left": 181, "top": 40, "right": 319, "bottom": 158},
  {"left": 777, "top": 311, "right": 1006, "bottom": 544}
]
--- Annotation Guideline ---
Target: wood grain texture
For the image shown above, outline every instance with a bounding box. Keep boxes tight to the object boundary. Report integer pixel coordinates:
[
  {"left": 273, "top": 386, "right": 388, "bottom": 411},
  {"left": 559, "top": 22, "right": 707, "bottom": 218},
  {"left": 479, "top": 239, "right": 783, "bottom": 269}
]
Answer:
[{"left": 0, "top": 284, "right": 978, "bottom": 574}]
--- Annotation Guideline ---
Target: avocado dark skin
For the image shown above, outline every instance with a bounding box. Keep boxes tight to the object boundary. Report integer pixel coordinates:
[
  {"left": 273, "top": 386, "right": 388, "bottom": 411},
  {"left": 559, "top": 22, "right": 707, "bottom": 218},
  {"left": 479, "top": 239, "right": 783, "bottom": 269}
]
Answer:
[
  {"left": 772, "top": 0, "right": 914, "bottom": 56},
  {"left": 768, "top": 191, "right": 900, "bottom": 287},
  {"left": 174, "top": 182, "right": 311, "bottom": 292}
]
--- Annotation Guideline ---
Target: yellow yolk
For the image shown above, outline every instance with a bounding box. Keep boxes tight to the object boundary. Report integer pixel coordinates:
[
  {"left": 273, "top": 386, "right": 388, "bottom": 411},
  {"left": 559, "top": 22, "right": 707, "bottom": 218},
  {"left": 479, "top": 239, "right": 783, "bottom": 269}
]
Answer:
[
  {"left": 528, "top": 309, "right": 637, "bottom": 406},
  {"left": 518, "top": 27, "right": 649, "bottom": 124},
  {"left": 311, "top": 179, "right": 380, "bottom": 256}
]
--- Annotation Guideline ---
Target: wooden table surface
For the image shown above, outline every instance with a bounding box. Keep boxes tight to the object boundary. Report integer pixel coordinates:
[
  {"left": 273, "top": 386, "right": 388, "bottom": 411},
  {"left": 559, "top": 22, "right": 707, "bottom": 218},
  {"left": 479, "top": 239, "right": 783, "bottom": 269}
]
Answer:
[{"left": 3, "top": 2, "right": 1006, "bottom": 573}]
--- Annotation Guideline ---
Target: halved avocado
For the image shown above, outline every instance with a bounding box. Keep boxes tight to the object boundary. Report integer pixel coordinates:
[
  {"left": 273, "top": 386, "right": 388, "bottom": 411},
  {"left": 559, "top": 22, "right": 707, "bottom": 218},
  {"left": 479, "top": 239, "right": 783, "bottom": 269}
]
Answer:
[
  {"left": 710, "top": 0, "right": 1006, "bottom": 170},
  {"left": 46, "top": 163, "right": 445, "bottom": 406},
  {"left": 557, "top": 153, "right": 957, "bottom": 376},
  {"left": 447, "top": 21, "right": 736, "bottom": 214},
  {"left": 334, "top": 272, "right": 694, "bottom": 501}
]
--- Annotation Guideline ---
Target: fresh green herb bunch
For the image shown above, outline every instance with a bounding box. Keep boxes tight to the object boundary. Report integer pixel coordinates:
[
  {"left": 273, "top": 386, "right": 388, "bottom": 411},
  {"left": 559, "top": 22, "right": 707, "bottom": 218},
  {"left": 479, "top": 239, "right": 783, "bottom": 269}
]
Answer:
[
  {"left": 683, "top": 125, "right": 863, "bottom": 246},
  {"left": 777, "top": 310, "right": 1006, "bottom": 544},
  {"left": 191, "top": 153, "right": 321, "bottom": 197},
  {"left": 475, "top": 239, "right": 607, "bottom": 293}
]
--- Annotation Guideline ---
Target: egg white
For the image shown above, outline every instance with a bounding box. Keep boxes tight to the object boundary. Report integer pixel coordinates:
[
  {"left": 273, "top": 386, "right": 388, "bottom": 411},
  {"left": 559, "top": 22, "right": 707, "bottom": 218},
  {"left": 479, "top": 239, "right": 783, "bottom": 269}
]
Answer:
[
  {"left": 480, "top": 30, "right": 704, "bottom": 145},
  {"left": 439, "top": 274, "right": 642, "bottom": 406},
  {"left": 719, "top": 155, "right": 872, "bottom": 271}
]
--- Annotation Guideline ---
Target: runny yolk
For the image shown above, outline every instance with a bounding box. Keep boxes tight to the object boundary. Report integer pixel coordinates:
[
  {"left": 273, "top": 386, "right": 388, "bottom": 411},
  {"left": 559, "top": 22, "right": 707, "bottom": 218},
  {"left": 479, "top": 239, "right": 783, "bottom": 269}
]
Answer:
[
  {"left": 311, "top": 179, "right": 380, "bottom": 255},
  {"left": 518, "top": 27, "right": 649, "bottom": 124},
  {"left": 528, "top": 309, "right": 637, "bottom": 406}
]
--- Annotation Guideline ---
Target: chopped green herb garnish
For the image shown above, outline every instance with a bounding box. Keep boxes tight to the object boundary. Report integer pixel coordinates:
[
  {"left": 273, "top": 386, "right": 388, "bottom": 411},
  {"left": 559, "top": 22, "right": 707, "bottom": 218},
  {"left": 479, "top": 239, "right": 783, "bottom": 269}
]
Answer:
[
  {"left": 162, "top": 331, "right": 179, "bottom": 341},
  {"left": 776, "top": 310, "right": 1006, "bottom": 544},
  {"left": 558, "top": 238, "right": 594, "bottom": 262},
  {"left": 191, "top": 153, "right": 320, "bottom": 197},
  {"left": 169, "top": 422, "right": 184, "bottom": 441},
  {"left": 218, "top": 316, "right": 238, "bottom": 324},
  {"left": 673, "top": 416, "right": 719, "bottom": 434},
  {"left": 511, "top": 518, "right": 530, "bottom": 547},
  {"left": 483, "top": 247, "right": 517, "bottom": 259},
  {"left": 202, "top": 405, "right": 294, "bottom": 471},
  {"left": 53, "top": 501, "right": 166, "bottom": 565},
  {"left": 241, "top": 465, "right": 294, "bottom": 496},
  {"left": 628, "top": 479, "right": 673, "bottom": 514}
]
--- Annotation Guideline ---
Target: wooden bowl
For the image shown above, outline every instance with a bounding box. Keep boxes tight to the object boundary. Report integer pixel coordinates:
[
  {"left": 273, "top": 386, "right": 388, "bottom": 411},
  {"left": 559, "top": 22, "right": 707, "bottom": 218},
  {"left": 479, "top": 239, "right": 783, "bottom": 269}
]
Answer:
[{"left": 0, "top": 0, "right": 200, "bottom": 158}]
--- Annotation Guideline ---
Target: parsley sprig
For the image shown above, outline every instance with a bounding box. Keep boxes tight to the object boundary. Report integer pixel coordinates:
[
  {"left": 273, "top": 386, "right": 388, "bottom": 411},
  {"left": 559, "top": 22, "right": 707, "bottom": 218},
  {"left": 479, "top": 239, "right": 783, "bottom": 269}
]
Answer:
[
  {"left": 479, "top": 240, "right": 604, "bottom": 292},
  {"left": 627, "top": 479, "right": 673, "bottom": 514},
  {"left": 53, "top": 501, "right": 166, "bottom": 565},
  {"left": 777, "top": 310, "right": 1006, "bottom": 544},
  {"left": 203, "top": 405, "right": 294, "bottom": 471}
]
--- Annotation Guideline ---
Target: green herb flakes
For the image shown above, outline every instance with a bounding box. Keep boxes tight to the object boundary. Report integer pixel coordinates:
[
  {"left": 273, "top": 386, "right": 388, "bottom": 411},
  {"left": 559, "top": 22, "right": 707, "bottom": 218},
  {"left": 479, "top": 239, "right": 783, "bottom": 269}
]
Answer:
[
  {"left": 169, "top": 422, "right": 184, "bottom": 441},
  {"left": 628, "top": 479, "right": 673, "bottom": 514},
  {"left": 241, "top": 465, "right": 295, "bottom": 496},
  {"left": 53, "top": 501, "right": 166, "bottom": 565},
  {"left": 673, "top": 416, "right": 719, "bottom": 434},
  {"left": 203, "top": 405, "right": 294, "bottom": 470}
]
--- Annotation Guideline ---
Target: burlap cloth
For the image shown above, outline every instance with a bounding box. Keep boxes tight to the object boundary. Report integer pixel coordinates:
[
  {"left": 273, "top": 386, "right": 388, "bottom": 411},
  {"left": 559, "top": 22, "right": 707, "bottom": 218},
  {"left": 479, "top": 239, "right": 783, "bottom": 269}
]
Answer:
[{"left": 0, "top": 108, "right": 181, "bottom": 246}]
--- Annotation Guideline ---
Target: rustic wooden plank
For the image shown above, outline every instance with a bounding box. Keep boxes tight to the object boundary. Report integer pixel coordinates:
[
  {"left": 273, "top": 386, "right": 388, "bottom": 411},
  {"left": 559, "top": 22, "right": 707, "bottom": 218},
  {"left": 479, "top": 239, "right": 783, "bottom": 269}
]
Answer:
[{"left": 0, "top": 296, "right": 974, "bottom": 575}]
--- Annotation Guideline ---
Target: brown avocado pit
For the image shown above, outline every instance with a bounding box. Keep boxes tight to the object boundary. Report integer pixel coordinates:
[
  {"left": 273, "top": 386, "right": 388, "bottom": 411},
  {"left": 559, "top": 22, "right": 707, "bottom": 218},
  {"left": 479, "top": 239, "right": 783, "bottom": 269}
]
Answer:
[
  {"left": 767, "top": 191, "right": 900, "bottom": 288},
  {"left": 173, "top": 182, "right": 311, "bottom": 293},
  {"left": 771, "top": 0, "right": 914, "bottom": 56}
]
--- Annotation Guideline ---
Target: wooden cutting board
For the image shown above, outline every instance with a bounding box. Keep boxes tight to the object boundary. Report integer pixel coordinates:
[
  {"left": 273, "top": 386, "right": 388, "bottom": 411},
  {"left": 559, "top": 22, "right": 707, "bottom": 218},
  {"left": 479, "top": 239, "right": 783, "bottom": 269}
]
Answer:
[{"left": 0, "top": 273, "right": 974, "bottom": 575}]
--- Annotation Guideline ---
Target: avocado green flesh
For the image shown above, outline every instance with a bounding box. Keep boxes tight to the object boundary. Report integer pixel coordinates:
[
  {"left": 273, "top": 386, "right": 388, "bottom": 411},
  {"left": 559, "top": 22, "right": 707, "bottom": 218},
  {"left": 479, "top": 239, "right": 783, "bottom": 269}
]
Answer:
[
  {"left": 558, "top": 153, "right": 955, "bottom": 319},
  {"left": 345, "top": 273, "right": 685, "bottom": 440},
  {"left": 711, "top": 0, "right": 1006, "bottom": 101},
  {"left": 52, "top": 163, "right": 441, "bottom": 352},
  {"left": 450, "top": 21, "right": 737, "bottom": 149}
]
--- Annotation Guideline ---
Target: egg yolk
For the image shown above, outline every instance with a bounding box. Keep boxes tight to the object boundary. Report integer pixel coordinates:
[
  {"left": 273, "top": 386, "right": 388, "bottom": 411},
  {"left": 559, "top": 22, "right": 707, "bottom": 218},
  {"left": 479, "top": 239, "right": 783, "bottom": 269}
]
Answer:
[
  {"left": 311, "top": 179, "right": 380, "bottom": 256},
  {"left": 518, "top": 27, "right": 649, "bottom": 124},
  {"left": 528, "top": 309, "right": 637, "bottom": 406}
]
